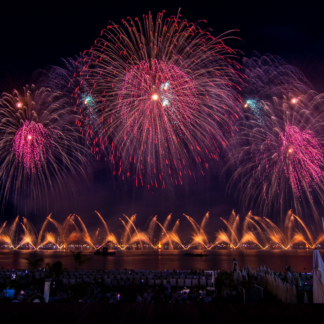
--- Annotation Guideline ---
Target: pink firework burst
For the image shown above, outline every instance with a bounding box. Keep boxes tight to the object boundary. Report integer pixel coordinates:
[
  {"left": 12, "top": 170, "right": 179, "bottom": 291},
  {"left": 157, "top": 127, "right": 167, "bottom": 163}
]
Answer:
[
  {"left": 13, "top": 121, "right": 52, "bottom": 174},
  {"left": 76, "top": 11, "right": 242, "bottom": 188},
  {"left": 280, "top": 125, "right": 324, "bottom": 196},
  {"left": 120, "top": 60, "right": 198, "bottom": 127}
]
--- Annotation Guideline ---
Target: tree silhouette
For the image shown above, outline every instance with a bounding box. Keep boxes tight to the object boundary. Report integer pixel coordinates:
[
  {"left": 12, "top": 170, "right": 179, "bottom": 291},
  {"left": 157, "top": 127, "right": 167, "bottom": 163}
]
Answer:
[
  {"left": 24, "top": 257, "right": 44, "bottom": 271},
  {"left": 70, "top": 251, "right": 91, "bottom": 270}
]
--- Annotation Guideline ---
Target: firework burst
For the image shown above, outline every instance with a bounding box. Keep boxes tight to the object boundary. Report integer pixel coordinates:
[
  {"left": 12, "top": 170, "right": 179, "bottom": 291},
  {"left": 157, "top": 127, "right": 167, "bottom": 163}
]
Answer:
[
  {"left": 0, "top": 85, "right": 88, "bottom": 210},
  {"left": 226, "top": 92, "right": 324, "bottom": 222},
  {"left": 241, "top": 52, "right": 312, "bottom": 101},
  {"left": 75, "top": 11, "right": 242, "bottom": 188},
  {"left": 13, "top": 121, "right": 52, "bottom": 174},
  {"left": 240, "top": 53, "right": 312, "bottom": 123},
  {"left": 33, "top": 55, "right": 102, "bottom": 149}
]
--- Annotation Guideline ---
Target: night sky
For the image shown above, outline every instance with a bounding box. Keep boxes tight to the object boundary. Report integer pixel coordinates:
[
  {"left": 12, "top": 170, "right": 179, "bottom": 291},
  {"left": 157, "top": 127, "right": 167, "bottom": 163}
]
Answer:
[{"left": 1, "top": 0, "right": 323, "bottom": 235}]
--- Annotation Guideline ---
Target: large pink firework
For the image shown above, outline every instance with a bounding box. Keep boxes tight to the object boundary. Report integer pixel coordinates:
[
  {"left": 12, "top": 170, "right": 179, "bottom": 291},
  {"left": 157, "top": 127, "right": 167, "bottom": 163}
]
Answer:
[
  {"left": 13, "top": 121, "right": 52, "bottom": 174},
  {"left": 227, "top": 92, "right": 324, "bottom": 221},
  {"left": 75, "top": 11, "right": 242, "bottom": 188}
]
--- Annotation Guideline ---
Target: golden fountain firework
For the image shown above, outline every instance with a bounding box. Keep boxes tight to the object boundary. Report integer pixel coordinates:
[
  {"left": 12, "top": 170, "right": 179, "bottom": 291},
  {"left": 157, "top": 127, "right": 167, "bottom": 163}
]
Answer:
[{"left": 0, "top": 210, "right": 323, "bottom": 250}]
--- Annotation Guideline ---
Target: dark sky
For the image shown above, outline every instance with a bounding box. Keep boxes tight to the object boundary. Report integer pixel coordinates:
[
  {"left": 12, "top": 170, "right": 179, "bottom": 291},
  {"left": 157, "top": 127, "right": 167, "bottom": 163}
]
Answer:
[{"left": 1, "top": 0, "right": 323, "bottom": 233}]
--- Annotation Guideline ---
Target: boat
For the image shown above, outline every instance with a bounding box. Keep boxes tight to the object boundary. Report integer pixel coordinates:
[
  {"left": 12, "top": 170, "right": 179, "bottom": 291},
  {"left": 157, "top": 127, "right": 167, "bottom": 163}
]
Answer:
[
  {"left": 183, "top": 253, "right": 208, "bottom": 257},
  {"left": 94, "top": 247, "right": 116, "bottom": 256}
]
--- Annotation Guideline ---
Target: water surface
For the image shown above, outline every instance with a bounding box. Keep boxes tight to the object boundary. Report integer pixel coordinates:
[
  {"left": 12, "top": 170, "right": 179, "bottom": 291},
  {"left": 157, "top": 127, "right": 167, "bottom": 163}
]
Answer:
[{"left": 0, "top": 249, "right": 318, "bottom": 272}]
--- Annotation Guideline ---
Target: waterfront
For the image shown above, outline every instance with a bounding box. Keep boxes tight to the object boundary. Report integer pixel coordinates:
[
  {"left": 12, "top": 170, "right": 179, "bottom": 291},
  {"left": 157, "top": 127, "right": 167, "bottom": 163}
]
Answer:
[{"left": 0, "top": 249, "right": 318, "bottom": 272}]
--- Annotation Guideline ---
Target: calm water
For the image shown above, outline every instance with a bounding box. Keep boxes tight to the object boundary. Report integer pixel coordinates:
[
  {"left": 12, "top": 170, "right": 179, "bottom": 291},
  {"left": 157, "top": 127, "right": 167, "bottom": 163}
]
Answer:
[{"left": 0, "top": 249, "right": 320, "bottom": 272}]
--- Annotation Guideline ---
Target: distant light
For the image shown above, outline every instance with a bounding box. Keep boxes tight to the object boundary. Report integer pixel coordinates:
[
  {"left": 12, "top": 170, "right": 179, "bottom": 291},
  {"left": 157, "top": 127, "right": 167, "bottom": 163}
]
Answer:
[
  {"left": 27, "top": 135, "right": 32, "bottom": 140},
  {"left": 291, "top": 98, "right": 298, "bottom": 104},
  {"left": 288, "top": 148, "right": 293, "bottom": 153},
  {"left": 152, "top": 94, "right": 159, "bottom": 101},
  {"left": 244, "top": 103, "right": 248, "bottom": 108},
  {"left": 16, "top": 102, "right": 22, "bottom": 108},
  {"left": 84, "top": 100, "right": 88, "bottom": 104}
]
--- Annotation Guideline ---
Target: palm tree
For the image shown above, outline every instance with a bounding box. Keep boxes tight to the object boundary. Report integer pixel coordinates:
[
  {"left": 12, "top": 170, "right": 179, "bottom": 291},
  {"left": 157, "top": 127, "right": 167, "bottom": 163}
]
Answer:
[
  {"left": 46, "top": 261, "right": 66, "bottom": 279},
  {"left": 24, "top": 257, "right": 44, "bottom": 271},
  {"left": 70, "top": 251, "right": 91, "bottom": 270}
]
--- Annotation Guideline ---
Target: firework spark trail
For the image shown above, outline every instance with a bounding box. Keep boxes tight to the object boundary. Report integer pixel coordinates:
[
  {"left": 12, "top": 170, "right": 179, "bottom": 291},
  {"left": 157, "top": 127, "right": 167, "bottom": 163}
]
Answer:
[
  {"left": 227, "top": 93, "right": 324, "bottom": 222},
  {"left": 60, "top": 215, "right": 73, "bottom": 244},
  {"left": 243, "top": 213, "right": 268, "bottom": 246},
  {"left": 119, "top": 218, "right": 132, "bottom": 246},
  {"left": 121, "top": 215, "right": 136, "bottom": 245},
  {"left": 184, "top": 213, "right": 210, "bottom": 247},
  {"left": 292, "top": 214, "right": 314, "bottom": 244},
  {"left": 241, "top": 53, "right": 312, "bottom": 116},
  {"left": 172, "top": 219, "right": 180, "bottom": 233},
  {"left": 128, "top": 232, "right": 153, "bottom": 246},
  {"left": 183, "top": 214, "right": 200, "bottom": 234},
  {"left": 106, "top": 233, "right": 119, "bottom": 247},
  {"left": 147, "top": 216, "right": 157, "bottom": 242},
  {"left": 240, "top": 231, "right": 268, "bottom": 249},
  {"left": 48, "top": 216, "right": 64, "bottom": 246},
  {"left": 13, "top": 121, "right": 52, "bottom": 174},
  {"left": 37, "top": 214, "right": 52, "bottom": 247},
  {"left": 156, "top": 220, "right": 173, "bottom": 249},
  {"left": 39, "top": 232, "right": 58, "bottom": 248},
  {"left": 0, "top": 221, "right": 7, "bottom": 234},
  {"left": 162, "top": 214, "right": 172, "bottom": 233},
  {"left": 219, "top": 215, "right": 240, "bottom": 246},
  {"left": 63, "top": 215, "right": 82, "bottom": 247},
  {"left": 217, "top": 211, "right": 269, "bottom": 248},
  {"left": 22, "top": 217, "right": 38, "bottom": 246},
  {"left": 7, "top": 216, "right": 20, "bottom": 248},
  {"left": 280, "top": 125, "right": 324, "bottom": 196},
  {"left": 122, "top": 214, "right": 143, "bottom": 249},
  {"left": 95, "top": 211, "right": 110, "bottom": 236},
  {"left": 76, "top": 10, "right": 242, "bottom": 188},
  {"left": 75, "top": 215, "right": 96, "bottom": 248},
  {"left": 160, "top": 214, "right": 173, "bottom": 245},
  {"left": 168, "top": 232, "right": 189, "bottom": 249},
  {"left": 262, "top": 217, "right": 290, "bottom": 249},
  {"left": 18, "top": 222, "right": 36, "bottom": 249},
  {"left": 92, "top": 228, "right": 100, "bottom": 245}
]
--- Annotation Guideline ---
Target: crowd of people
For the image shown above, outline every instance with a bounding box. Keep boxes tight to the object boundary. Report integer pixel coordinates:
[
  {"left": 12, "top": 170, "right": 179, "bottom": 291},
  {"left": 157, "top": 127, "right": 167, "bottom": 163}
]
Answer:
[{"left": 0, "top": 268, "right": 217, "bottom": 303}]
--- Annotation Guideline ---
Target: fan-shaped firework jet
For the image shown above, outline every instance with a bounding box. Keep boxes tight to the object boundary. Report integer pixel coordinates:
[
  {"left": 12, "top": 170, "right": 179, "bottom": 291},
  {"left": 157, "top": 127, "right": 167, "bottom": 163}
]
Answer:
[
  {"left": 0, "top": 211, "right": 323, "bottom": 250},
  {"left": 76, "top": 10, "right": 242, "bottom": 188},
  {"left": 227, "top": 92, "right": 324, "bottom": 221},
  {"left": 0, "top": 85, "right": 89, "bottom": 210},
  {"left": 184, "top": 213, "right": 215, "bottom": 249},
  {"left": 216, "top": 210, "right": 268, "bottom": 249}
]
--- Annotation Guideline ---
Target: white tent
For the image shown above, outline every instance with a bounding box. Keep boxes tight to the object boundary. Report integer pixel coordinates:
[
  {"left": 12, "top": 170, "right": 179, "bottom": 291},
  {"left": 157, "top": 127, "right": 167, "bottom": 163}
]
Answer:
[{"left": 313, "top": 249, "right": 324, "bottom": 303}]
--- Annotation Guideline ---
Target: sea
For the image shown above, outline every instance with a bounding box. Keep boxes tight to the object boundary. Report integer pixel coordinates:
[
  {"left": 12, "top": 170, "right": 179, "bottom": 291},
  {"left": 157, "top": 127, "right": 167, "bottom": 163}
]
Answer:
[{"left": 0, "top": 249, "right": 319, "bottom": 272}]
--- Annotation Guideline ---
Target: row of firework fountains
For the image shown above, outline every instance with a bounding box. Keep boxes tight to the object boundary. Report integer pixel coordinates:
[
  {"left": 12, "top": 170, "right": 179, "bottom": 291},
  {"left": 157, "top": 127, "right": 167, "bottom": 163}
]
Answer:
[
  {"left": 0, "top": 9, "right": 324, "bottom": 225},
  {"left": 0, "top": 210, "right": 323, "bottom": 251}
]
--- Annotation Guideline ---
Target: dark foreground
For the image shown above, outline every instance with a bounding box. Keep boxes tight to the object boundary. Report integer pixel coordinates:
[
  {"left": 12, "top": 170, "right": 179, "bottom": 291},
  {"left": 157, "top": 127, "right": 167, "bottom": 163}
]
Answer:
[{"left": 1, "top": 303, "right": 324, "bottom": 324}]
